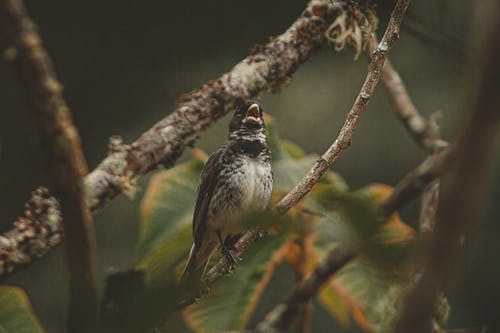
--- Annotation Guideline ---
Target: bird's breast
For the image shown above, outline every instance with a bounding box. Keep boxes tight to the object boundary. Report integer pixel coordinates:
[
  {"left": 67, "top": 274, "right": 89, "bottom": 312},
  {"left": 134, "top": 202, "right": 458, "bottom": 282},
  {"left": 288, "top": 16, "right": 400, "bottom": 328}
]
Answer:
[
  {"left": 209, "top": 154, "right": 272, "bottom": 217},
  {"left": 206, "top": 153, "right": 272, "bottom": 237},
  {"left": 237, "top": 157, "right": 272, "bottom": 209}
]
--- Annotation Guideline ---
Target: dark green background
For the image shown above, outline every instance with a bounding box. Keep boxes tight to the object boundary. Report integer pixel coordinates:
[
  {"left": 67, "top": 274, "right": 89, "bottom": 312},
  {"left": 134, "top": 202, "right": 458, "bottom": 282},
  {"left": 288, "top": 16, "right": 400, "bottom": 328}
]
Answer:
[{"left": 1, "top": 1, "right": 498, "bottom": 332}]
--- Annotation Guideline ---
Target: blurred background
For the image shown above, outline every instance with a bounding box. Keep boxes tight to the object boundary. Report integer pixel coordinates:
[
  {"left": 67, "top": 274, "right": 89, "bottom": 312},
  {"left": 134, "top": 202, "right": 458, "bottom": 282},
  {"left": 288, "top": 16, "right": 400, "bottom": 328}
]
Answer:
[{"left": 1, "top": 0, "right": 498, "bottom": 332}]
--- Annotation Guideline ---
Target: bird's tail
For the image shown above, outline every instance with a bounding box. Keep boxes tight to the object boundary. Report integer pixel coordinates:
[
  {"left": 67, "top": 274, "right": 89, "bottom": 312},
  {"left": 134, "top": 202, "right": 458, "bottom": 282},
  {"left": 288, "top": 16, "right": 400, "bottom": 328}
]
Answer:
[{"left": 180, "top": 244, "right": 212, "bottom": 286}]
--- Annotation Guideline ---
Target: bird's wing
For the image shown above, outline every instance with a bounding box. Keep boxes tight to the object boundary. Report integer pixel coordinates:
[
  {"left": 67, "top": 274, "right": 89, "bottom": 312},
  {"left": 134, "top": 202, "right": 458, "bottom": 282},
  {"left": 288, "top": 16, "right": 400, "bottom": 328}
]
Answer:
[{"left": 192, "top": 143, "right": 227, "bottom": 247}]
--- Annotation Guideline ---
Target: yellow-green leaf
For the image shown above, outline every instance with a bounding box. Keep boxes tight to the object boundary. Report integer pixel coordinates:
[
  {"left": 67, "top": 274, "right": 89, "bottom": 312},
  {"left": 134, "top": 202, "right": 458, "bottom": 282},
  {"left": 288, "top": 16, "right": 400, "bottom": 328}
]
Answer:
[
  {"left": 0, "top": 286, "right": 44, "bottom": 333},
  {"left": 316, "top": 183, "right": 416, "bottom": 272},
  {"left": 318, "top": 279, "right": 357, "bottom": 328}
]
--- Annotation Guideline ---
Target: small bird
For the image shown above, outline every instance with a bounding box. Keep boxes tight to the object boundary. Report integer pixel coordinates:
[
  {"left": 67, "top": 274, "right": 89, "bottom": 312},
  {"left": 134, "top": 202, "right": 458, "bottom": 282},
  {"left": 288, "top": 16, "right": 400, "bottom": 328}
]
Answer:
[{"left": 181, "top": 101, "right": 273, "bottom": 284}]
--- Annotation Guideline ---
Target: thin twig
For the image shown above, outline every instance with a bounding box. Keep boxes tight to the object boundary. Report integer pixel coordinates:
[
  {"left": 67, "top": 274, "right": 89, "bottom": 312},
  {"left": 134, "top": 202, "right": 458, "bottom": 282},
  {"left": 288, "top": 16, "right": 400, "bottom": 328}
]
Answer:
[
  {"left": 381, "top": 59, "right": 448, "bottom": 152},
  {"left": 395, "top": 4, "right": 500, "bottom": 332},
  {"left": 363, "top": 34, "right": 448, "bottom": 153},
  {"left": 273, "top": 0, "right": 412, "bottom": 215},
  {"left": 0, "top": 0, "right": 97, "bottom": 330},
  {"left": 255, "top": 245, "right": 356, "bottom": 333},
  {"left": 0, "top": 0, "right": 350, "bottom": 278},
  {"left": 402, "top": 15, "right": 473, "bottom": 60},
  {"left": 380, "top": 147, "right": 453, "bottom": 217}
]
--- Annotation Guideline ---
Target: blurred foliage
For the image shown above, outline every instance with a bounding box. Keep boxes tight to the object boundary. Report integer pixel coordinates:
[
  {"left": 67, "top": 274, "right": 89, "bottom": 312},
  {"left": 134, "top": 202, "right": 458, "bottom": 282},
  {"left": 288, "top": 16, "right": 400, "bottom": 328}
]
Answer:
[
  {"left": 0, "top": 286, "right": 44, "bottom": 333},
  {"left": 136, "top": 151, "right": 207, "bottom": 287}
]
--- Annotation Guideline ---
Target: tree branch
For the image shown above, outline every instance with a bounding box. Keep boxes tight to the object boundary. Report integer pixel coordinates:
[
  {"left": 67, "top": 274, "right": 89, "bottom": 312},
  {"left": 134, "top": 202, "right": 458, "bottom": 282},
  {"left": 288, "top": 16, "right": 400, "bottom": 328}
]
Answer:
[
  {"left": 255, "top": 245, "right": 356, "bottom": 333},
  {"left": 381, "top": 57, "right": 448, "bottom": 152},
  {"left": 0, "top": 187, "right": 62, "bottom": 275},
  {"left": 402, "top": 15, "right": 473, "bottom": 60},
  {"left": 0, "top": 0, "right": 97, "bottom": 330},
  {"left": 418, "top": 180, "right": 440, "bottom": 234},
  {"left": 380, "top": 147, "right": 453, "bottom": 217},
  {"left": 1, "top": 0, "right": 355, "bottom": 278},
  {"left": 363, "top": 34, "right": 449, "bottom": 153},
  {"left": 395, "top": 4, "right": 500, "bottom": 331}
]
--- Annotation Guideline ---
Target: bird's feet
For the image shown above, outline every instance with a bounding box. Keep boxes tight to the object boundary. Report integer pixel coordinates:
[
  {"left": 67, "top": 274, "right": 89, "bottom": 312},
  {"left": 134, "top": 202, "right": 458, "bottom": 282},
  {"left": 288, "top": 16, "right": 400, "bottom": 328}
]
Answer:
[{"left": 220, "top": 243, "right": 238, "bottom": 266}]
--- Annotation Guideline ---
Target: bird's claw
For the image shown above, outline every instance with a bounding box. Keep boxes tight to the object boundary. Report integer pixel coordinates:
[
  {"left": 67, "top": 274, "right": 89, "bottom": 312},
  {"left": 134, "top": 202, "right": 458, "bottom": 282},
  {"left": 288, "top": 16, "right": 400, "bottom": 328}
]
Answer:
[{"left": 220, "top": 244, "right": 238, "bottom": 267}]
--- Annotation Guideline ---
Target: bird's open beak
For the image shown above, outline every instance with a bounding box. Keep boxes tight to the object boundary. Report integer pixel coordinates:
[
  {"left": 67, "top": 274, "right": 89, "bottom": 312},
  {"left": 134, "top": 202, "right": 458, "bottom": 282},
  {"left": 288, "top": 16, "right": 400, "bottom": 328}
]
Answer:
[{"left": 245, "top": 103, "right": 261, "bottom": 123}]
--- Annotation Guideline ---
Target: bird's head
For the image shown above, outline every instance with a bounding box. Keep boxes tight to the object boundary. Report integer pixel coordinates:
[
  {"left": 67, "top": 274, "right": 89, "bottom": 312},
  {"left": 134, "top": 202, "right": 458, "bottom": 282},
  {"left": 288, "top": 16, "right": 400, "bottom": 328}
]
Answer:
[{"left": 228, "top": 101, "right": 265, "bottom": 141}]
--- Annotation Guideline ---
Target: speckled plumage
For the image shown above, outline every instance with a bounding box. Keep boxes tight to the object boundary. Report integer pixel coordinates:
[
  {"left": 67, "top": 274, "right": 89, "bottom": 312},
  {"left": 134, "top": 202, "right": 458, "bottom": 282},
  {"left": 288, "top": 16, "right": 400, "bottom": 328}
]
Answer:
[{"left": 181, "top": 101, "right": 272, "bottom": 283}]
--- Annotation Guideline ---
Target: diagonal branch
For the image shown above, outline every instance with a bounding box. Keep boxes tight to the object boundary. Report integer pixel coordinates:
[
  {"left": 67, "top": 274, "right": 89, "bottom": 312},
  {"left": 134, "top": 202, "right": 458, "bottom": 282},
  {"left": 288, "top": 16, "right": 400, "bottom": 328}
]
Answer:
[
  {"left": 0, "top": 0, "right": 97, "bottom": 330},
  {"left": 255, "top": 245, "right": 356, "bottom": 333},
  {"left": 402, "top": 15, "right": 473, "bottom": 60},
  {"left": 364, "top": 34, "right": 449, "bottom": 153},
  {"left": 0, "top": 0, "right": 354, "bottom": 278},
  {"left": 381, "top": 57, "right": 448, "bottom": 152},
  {"left": 380, "top": 147, "right": 453, "bottom": 217}
]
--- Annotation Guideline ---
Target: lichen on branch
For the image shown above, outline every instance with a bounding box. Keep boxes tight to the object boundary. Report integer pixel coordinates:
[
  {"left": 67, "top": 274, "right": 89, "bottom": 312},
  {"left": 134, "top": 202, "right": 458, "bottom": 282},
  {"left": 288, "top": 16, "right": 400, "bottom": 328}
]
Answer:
[{"left": 0, "top": 188, "right": 62, "bottom": 277}]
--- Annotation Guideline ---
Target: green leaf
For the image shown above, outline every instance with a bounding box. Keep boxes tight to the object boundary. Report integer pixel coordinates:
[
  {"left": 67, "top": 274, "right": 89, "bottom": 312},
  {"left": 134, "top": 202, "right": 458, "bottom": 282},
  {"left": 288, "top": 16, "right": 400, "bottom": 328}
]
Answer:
[
  {"left": 280, "top": 140, "right": 306, "bottom": 159},
  {"left": 273, "top": 154, "right": 318, "bottom": 192},
  {"left": 265, "top": 114, "right": 321, "bottom": 192},
  {"left": 183, "top": 233, "right": 289, "bottom": 333},
  {"left": 316, "top": 183, "right": 415, "bottom": 273},
  {"left": 137, "top": 224, "right": 192, "bottom": 286},
  {"left": 0, "top": 286, "right": 44, "bottom": 333},
  {"left": 312, "top": 185, "right": 415, "bottom": 331},
  {"left": 312, "top": 170, "right": 350, "bottom": 198},
  {"left": 329, "top": 258, "right": 408, "bottom": 333},
  {"left": 136, "top": 150, "right": 206, "bottom": 285},
  {"left": 263, "top": 114, "right": 283, "bottom": 161},
  {"left": 318, "top": 277, "right": 357, "bottom": 328},
  {"left": 311, "top": 239, "right": 387, "bottom": 332}
]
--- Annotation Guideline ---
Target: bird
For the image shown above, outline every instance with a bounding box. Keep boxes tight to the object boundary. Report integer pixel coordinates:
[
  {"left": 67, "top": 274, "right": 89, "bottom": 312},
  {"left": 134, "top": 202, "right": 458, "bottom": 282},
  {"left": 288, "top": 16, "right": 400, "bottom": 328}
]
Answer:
[{"left": 180, "top": 101, "right": 273, "bottom": 285}]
